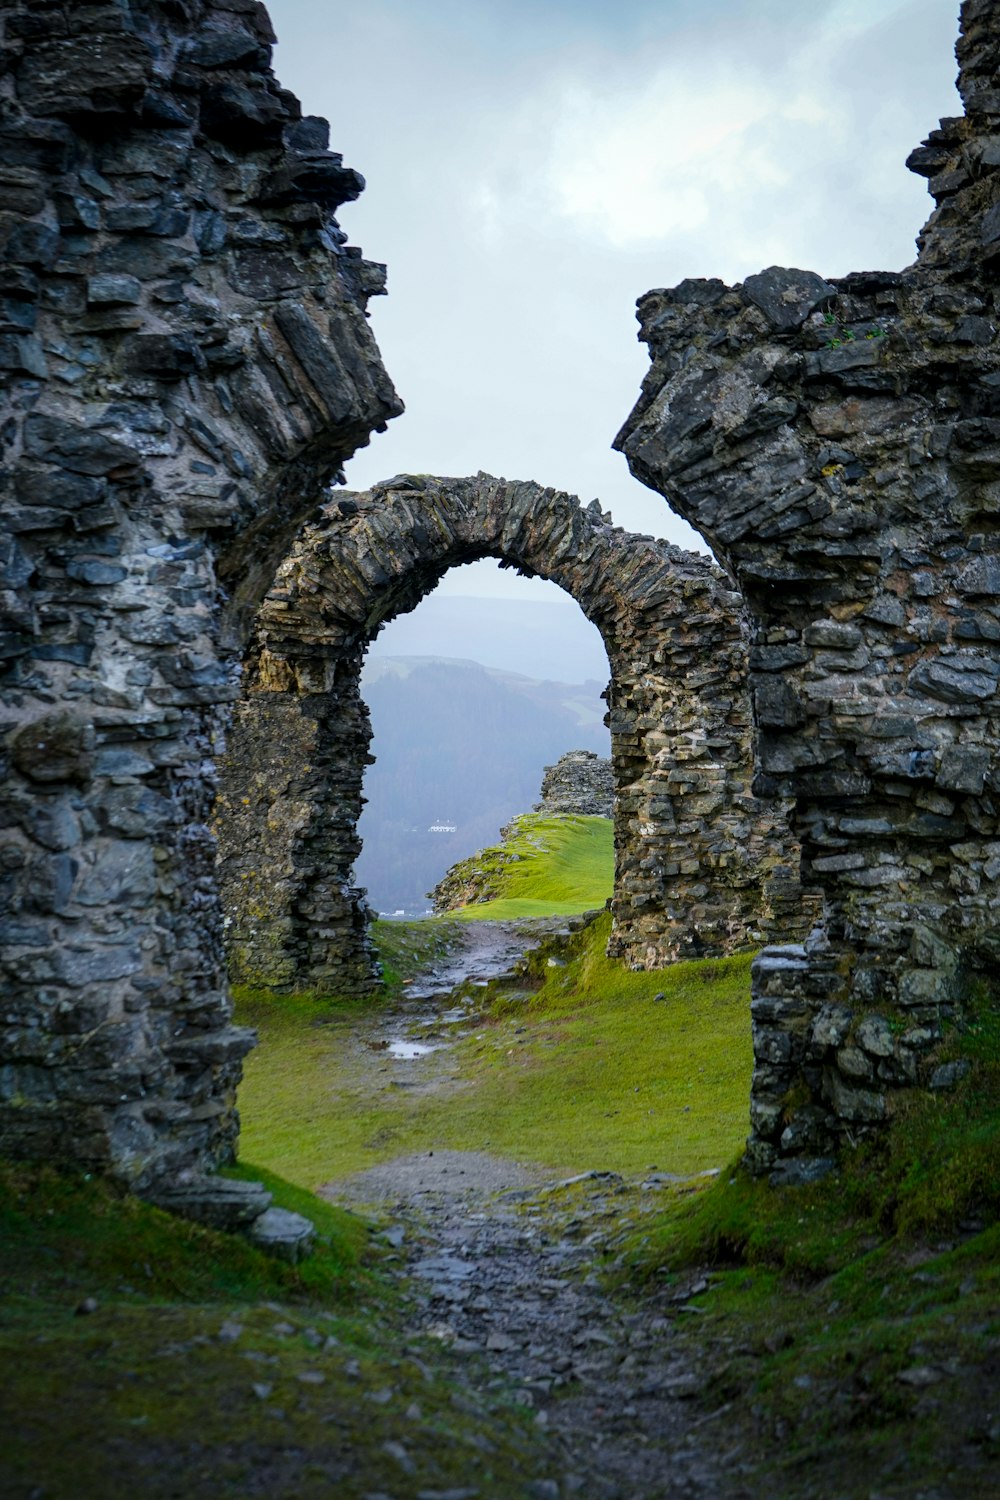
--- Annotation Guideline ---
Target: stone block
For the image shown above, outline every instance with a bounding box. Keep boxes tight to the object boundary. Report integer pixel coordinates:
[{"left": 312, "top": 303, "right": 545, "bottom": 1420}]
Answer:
[
  {"left": 855, "top": 1013, "right": 895, "bottom": 1058},
  {"left": 743, "top": 267, "right": 836, "bottom": 330},
  {"left": 769, "top": 1156, "right": 836, "bottom": 1188},
  {"left": 824, "top": 1069, "right": 887, "bottom": 1123},
  {"left": 936, "top": 745, "right": 990, "bottom": 794},
  {"left": 929, "top": 1059, "right": 972, "bottom": 1090},
  {"left": 16, "top": 35, "right": 154, "bottom": 119},
  {"left": 245, "top": 1205, "right": 315, "bottom": 1263},
  {"left": 9, "top": 710, "right": 95, "bottom": 784},
  {"left": 147, "top": 1174, "right": 271, "bottom": 1230}
]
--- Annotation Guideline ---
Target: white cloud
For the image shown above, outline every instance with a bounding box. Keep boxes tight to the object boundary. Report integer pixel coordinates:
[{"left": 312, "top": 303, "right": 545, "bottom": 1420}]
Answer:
[
  {"left": 271, "top": 0, "right": 961, "bottom": 581},
  {"left": 543, "top": 72, "right": 792, "bottom": 247}
]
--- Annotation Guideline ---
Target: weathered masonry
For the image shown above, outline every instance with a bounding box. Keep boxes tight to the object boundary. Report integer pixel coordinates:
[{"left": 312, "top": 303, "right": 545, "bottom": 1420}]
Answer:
[
  {"left": 216, "top": 472, "right": 806, "bottom": 993},
  {"left": 0, "top": 0, "right": 400, "bottom": 1190},
  {"left": 534, "top": 750, "right": 615, "bottom": 819},
  {"left": 616, "top": 0, "right": 1000, "bottom": 1176}
]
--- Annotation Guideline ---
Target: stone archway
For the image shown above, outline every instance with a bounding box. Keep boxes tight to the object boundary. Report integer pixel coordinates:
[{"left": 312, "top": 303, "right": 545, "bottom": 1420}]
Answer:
[
  {"left": 216, "top": 472, "right": 806, "bottom": 995},
  {"left": 614, "top": 0, "right": 1000, "bottom": 1172},
  {"left": 0, "top": 1, "right": 400, "bottom": 1189}
]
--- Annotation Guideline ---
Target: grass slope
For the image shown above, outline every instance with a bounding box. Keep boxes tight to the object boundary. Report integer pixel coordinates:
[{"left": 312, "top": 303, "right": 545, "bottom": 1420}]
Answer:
[
  {"left": 0, "top": 1162, "right": 550, "bottom": 1499},
  {"left": 607, "top": 979, "right": 1000, "bottom": 1498},
  {"left": 234, "top": 912, "right": 753, "bottom": 1187},
  {"left": 436, "top": 812, "right": 614, "bottom": 920}
]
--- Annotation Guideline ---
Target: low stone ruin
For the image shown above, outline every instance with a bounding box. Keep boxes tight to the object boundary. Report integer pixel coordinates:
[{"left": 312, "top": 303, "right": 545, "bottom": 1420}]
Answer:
[{"left": 534, "top": 751, "right": 614, "bottom": 819}]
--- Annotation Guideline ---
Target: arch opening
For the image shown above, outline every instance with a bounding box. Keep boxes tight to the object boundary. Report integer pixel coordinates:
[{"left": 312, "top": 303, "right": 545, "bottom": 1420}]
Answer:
[
  {"left": 356, "top": 560, "right": 611, "bottom": 921},
  {"left": 217, "top": 473, "right": 810, "bottom": 996}
]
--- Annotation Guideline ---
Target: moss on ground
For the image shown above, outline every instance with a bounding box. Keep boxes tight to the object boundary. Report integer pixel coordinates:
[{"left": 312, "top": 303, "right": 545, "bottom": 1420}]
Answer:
[
  {"left": 433, "top": 812, "right": 614, "bottom": 919},
  {"left": 234, "top": 911, "right": 753, "bottom": 1187},
  {"left": 8, "top": 903, "right": 999, "bottom": 1497},
  {"left": 0, "top": 1162, "right": 552, "bottom": 1499}
]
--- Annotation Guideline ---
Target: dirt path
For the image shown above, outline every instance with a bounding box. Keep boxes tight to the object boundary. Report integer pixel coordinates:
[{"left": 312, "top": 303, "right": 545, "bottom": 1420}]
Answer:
[{"left": 320, "top": 924, "right": 748, "bottom": 1500}]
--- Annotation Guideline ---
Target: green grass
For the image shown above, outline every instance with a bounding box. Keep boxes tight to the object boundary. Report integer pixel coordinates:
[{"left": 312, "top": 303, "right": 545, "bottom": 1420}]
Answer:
[
  {"left": 436, "top": 812, "right": 614, "bottom": 919},
  {"left": 0, "top": 1162, "right": 553, "bottom": 1499},
  {"left": 371, "top": 914, "right": 465, "bottom": 995},
  {"left": 603, "top": 983, "right": 1000, "bottom": 1497},
  {"left": 234, "top": 911, "right": 753, "bottom": 1188}
]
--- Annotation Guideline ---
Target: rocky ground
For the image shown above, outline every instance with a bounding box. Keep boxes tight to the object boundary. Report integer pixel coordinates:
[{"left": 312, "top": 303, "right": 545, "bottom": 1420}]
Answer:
[
  {"left": 326, "top": 1154, "right": 748, "bottom": 1500},
  {"left": 321, "top": 924, "right": 750, "bottom": 1500}
]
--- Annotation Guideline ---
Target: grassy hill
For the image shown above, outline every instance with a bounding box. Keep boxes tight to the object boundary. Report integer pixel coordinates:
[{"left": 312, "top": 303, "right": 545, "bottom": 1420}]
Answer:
[
  {"left": 234, "top": 912, "right": 752, "bottom": 1185},
  {"left": 430, "top": 811, "right": 614, "bottom": 920},
  {"left": 355, "top": 656, "right": 610, "bottom": 912}
]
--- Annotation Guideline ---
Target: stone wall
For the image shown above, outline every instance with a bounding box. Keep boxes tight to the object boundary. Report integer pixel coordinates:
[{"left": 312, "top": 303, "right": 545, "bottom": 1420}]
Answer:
[
  {"left": 534, "top": 751, "right": 614, "bottom": 819},
  {"left": 615, "top": 0, "right": 1000, "bottom": 1174},
  {"left": 217, "top": 472, "right": 808, "bottom": 991},
  {"left": 0, "top": 1, "right": 400, "bottom": 1187}
]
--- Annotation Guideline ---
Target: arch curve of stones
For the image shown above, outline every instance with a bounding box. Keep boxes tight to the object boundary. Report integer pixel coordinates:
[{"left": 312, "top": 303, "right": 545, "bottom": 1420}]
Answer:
[{"left": 216, "top": 471, "right": 806, "bottom": 995}]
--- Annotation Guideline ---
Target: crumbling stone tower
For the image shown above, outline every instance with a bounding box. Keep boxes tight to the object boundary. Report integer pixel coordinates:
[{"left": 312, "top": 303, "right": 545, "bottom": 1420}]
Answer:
[
  {"left": 0, "top": 1, "right": 400, "bottom": 1188},
  {"left": 616, "top": 0, "right": 1000, "bottom": 1172}
]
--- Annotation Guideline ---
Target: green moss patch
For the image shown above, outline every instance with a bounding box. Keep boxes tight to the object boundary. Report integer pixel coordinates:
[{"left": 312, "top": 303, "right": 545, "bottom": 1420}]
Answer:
[{"left": 607, "top": 984, "right": 1000, "bottom": 1497}]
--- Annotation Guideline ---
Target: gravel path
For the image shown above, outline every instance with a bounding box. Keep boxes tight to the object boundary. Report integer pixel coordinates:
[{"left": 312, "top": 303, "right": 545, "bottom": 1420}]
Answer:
[{"left": 320, "top": 924, "right": 751, "bottom": 1499}]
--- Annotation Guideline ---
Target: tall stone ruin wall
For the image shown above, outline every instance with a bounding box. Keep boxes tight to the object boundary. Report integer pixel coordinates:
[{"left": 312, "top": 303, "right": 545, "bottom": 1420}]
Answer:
[
  {"left": 217, "top": 471, "right": 809, "bottom": 992},
  {"left": 0, "top": 0, "right": 400, "bottom": 1187},
  {"left": 615, "top": 0, "right": 1000, "bottom": 1174}
]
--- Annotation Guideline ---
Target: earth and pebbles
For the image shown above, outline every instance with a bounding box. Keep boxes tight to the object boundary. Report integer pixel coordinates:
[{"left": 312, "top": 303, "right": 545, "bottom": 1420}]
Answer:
[{"left": 319, "top": 922, "right": 751, "bottom": 1500}]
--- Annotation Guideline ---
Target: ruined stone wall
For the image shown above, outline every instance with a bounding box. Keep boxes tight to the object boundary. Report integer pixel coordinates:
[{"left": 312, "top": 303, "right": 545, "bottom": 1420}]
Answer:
[
  {"left": 217, "top": 472, "right": 807, "bottom": 991},
  {"left": 615, "top": 0, "right": 1000, "bottom": 1175},
  {"left": 534, "top": 751, "right": 614, "bottom": 819},
  {"left": 0, "top": 1, "right": 401, "bottom": 1186}
]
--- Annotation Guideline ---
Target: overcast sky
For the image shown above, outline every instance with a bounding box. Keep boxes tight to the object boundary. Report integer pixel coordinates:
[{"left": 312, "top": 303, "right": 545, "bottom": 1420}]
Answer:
[{"left": 271, "top": 0, "right": 960, "bottom": 603}]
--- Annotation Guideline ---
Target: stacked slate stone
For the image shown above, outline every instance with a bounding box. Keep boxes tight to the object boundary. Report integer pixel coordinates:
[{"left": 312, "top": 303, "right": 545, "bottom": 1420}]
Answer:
[
  {"left": 0, "top": 1, "right": 400, "bottom": 1194},
  {"left": 533, "top": 750, "right": 614, "bottom": 819},
  {"left": 217, "top": 472, "right": 810, "bottom": 992},
  {"left": 615, "top": 0, "right": 1000, "bottom": 1175}
]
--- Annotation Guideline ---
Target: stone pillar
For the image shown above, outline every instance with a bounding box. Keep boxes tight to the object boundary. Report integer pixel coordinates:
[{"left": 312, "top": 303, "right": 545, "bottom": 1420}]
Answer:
[
  {"left": 0, "top": 1, "right": 400, "bottom": 1187},
  {"left": 615, "top": 0, "right": 1000, "bottom": 1170},
  {"left": 216, "top": 650, "right": 380, "bottom": 995}
]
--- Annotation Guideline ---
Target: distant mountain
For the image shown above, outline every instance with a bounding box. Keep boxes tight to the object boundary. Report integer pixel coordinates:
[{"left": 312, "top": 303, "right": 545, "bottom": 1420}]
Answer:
[
  {"left": 368, "top": 593, "right": 610, "bottom": 684},
  {"left": 355, "top": 656, "right": 610, "bottom": 914}
]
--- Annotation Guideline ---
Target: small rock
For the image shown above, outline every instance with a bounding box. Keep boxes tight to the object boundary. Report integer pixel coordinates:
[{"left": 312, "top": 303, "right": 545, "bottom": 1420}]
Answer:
[
  {"left": 74, "top": 1297, "right": 99, "bottom": 1316},
  {"left": 382, "top": 1440, "right": 416, "bottom": 1474},
  {"left": 251, "top": 1382, "right": 273, "bottom": 1400},
  {"left": 247, "top": 1206, "right": 315, "bottom": 1263},
  {"left": 296, "top": 1370, "right": 326, "bottom": 1385},
  {"left": 929, "top": 1059, "right": 972, "bottom": 1091},
  {"left": 896, "top": 1365, "right": 942, "bottom": 1387}
]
